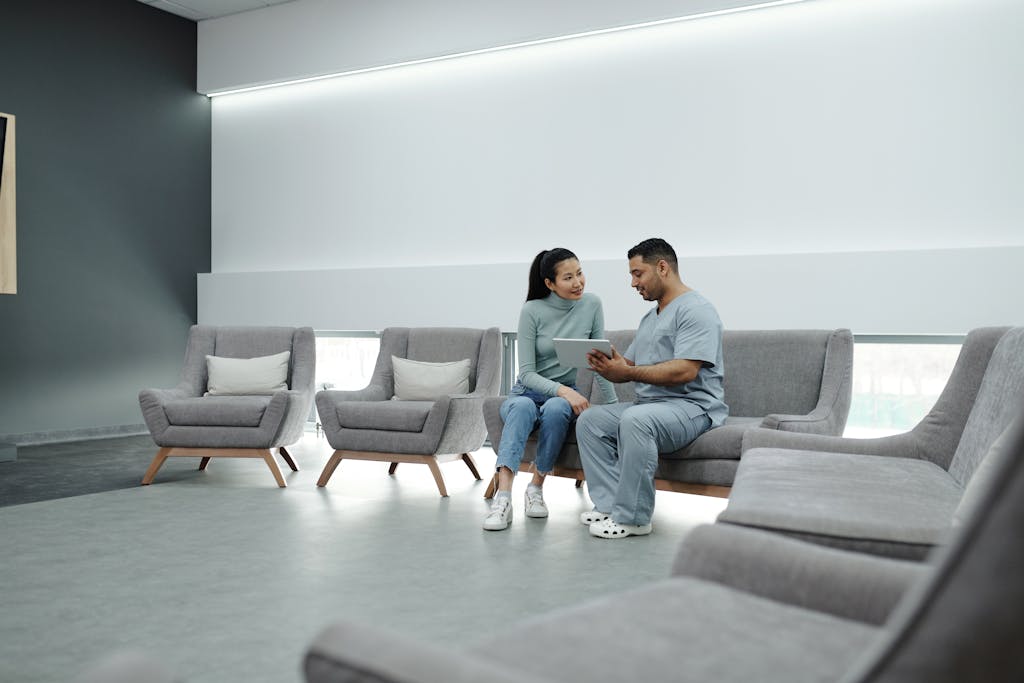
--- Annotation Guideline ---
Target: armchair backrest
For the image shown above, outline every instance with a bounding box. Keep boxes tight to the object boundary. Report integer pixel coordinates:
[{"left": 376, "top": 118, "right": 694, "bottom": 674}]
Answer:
[
  {"left": 371, "top": 327, "right": 502, "bottom": 398},
  {"left": 847, "top": 413, "right": 1024, "bottom": 683},
  {"left": 180, "top": 325, "right": 316, "bottom": 395},
  {"left": 945, "top": 327, "right": 1024, "bottom": 485},
  {"left": 581, "top": 329, "right": 852, "bottom": 422}
]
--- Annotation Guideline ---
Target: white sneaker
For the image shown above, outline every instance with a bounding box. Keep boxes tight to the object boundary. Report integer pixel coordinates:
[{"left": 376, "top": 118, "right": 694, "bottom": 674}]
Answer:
[
  {"left": 483, "top": 495, "right": 513, "bottom": 531},
  {"left": 579, "top": 510, "right": 611, "bottom": 526},
  {"left": 524, "top": 486, "right": 549, "bottom": 518}
]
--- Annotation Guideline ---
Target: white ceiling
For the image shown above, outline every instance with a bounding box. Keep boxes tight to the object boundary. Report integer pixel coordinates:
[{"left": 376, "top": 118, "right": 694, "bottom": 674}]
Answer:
[{"left": 138, "top": 0, "right": 296, "bottom": 22}]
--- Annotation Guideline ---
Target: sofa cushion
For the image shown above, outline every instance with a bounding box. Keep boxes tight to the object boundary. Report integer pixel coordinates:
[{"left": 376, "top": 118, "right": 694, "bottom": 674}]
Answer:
[
  {"left": 164, "top": 396, "right": 270, "bottom": 427},
  {"left": 205, "top": 351, "right": 290, "bottom": 396},
  {"left": 661, "top": 416, "right": 763, "bottom": 460},
  {"left": 336, "top": 400, "right": 434, "bottom": 433},
  {"left": 473, "top": 576, "right": 878, "bottom": 683},
  {"left": 720, "top": 449, "right": 963, "bottom": 557},
  {"left": 391, "top": 356, "right": 470, "bottom": 401}
]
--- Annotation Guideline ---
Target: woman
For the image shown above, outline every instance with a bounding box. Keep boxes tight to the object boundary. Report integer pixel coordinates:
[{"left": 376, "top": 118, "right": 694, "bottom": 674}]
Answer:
[{"left": 484, "top": 248, "right": 617, "bottom": 531}]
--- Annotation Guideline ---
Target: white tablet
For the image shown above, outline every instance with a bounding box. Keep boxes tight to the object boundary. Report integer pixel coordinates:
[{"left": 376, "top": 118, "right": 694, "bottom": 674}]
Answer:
[{"left": 553, "top": 338, "right": 612, "bottom": 369}]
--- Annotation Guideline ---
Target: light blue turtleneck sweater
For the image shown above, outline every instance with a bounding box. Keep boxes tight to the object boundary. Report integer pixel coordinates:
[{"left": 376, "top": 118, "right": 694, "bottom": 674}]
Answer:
[{"left": 517, "top": 292, "right": 618, "bottom": 404}]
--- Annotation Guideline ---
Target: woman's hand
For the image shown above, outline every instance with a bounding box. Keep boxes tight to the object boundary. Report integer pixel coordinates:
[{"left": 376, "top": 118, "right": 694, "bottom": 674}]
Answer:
[{"left": 557, "top": 385, "right": 590, "bottom": 416}]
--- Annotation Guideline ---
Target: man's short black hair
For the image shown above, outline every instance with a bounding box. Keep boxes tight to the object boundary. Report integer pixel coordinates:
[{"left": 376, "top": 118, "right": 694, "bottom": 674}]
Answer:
[{"left": 628, "top": 238, "right": 678, "bottom": 272}]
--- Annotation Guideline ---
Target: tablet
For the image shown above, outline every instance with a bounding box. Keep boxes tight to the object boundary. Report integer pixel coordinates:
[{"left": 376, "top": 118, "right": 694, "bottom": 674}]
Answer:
[{"left": 553, "top": 338, "right": 612, "bottom": 369}]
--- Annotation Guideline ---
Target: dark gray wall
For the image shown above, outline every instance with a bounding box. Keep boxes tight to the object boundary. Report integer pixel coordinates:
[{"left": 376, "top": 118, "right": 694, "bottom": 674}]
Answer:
[{"left": 0, "top": 0, "right": 210, "bottom": 440}]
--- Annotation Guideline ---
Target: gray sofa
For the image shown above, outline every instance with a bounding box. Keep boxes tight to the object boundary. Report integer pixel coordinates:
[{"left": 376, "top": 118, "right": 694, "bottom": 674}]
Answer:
[
  {"left": 302, "top": 412, "right": 1024, "bottom": 683},
  {"left": 483, "top": 328, "right": 853, "bottom": 496},
  {"left": 138, "top": 325, "right": 316, "bottom": 487},
  {"left": 719, "top": 326, "right": 1020, "bottom": 559}
]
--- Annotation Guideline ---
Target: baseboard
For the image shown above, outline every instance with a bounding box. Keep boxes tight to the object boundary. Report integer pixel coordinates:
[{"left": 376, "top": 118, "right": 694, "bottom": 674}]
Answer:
[{"left": 0, "top": 424, "right": 149, "bottom": 447}]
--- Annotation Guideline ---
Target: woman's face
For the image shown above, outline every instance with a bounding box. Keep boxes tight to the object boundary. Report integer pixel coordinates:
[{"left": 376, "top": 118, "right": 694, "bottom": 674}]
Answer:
[{"left": 545, "top": 258, "right": 585, "bottom": 300}]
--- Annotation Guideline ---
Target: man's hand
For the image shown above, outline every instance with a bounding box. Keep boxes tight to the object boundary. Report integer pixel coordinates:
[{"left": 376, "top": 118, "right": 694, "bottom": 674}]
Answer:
[
  {"left": 587, "top": 346, "right": 634, "bottom": 383},
  {"left": 556, "top": 385, "right": 590, "bottom": 416}
]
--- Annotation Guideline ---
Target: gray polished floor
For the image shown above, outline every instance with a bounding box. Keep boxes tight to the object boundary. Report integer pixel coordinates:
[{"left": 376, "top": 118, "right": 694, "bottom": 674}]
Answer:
[{"left": 0, "top": 433, "right": 726, "bottom": 683}]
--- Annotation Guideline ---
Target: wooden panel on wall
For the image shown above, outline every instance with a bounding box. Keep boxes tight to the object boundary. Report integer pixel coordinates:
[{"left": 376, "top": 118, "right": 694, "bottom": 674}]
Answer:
[{"left": 0, "top": 112, "right": 15, "bottom": 295}]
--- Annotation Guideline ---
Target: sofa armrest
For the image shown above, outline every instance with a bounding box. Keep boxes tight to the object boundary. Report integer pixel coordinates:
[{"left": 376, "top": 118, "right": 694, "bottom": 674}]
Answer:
[
  {"left": 305, "top": 621, "right": 556, "bottom": 683},
  {"left": 672, "top": 524, "right": 925, "bottom": 625},
  {"left": 741, "top": 426, "right": 921, "bottom": 459},
  {"left": 138, "top": 384, "right": 194, "bottom": 437},
  {"left": 761, "top": 404, "right": 839, "bottom": 433}
]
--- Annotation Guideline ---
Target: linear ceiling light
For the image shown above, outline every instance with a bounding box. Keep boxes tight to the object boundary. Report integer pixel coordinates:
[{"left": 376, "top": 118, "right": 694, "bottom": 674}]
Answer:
[{"left": 207, "top": 0, "right": 812, "bottom": 98}]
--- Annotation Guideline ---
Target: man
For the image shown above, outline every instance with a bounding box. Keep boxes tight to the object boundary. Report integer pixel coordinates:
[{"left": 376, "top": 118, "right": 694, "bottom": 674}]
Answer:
[{"left": 578, "top": 238, "right": 727, "bottom": 539}]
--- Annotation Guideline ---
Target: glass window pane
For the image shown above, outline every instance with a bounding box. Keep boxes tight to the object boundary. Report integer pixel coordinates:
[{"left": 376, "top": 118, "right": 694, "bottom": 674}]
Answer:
[
  {"left": 315, "top": 335, "right": 381, "bottom": 391},
  {"left": 845, "top": 342, "right": 961, "bottom": 438}
]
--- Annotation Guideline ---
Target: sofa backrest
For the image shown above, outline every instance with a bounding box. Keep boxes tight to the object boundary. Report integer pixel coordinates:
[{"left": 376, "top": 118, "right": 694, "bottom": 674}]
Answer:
[
  {"left": 581, "top": 328, "right": 848, "bottom": 419},
  {"left": 945, "top": 327, "right": 1024, "bottom": 486}
]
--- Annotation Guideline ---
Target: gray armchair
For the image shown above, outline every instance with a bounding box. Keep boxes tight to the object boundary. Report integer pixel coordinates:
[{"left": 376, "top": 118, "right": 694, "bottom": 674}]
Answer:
[
  {"left": 483, "top": 328, "right": 853, "bottom": 498},
  {"left": 138, "top": 325, "right": 316, "bottom": 488},
  {"left": 315, "top": 327, "right": 502, "bottom": 497},
  {"left": 720, "top": 326, "right": 1019, "bottom": 559},
  {"left": 304, "top": 414, "right": 1024, "bottom": 683}
]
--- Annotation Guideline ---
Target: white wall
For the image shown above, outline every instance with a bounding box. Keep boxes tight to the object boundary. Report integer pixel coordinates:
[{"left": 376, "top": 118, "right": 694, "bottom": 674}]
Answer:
[{"left": 201, "top": 0, "right": 1024, "bottom": 334}]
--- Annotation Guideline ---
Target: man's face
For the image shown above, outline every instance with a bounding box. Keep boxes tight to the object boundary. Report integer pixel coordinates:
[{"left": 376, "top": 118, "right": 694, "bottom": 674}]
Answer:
[{"left": 629, "top": 256, "right": 663, "bottom": 301}]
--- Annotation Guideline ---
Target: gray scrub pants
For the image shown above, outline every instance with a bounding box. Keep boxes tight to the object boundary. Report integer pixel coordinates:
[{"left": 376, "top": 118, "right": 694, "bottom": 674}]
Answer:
[{"left": 577, "top": 401, "right": 711, "bottom": 526}]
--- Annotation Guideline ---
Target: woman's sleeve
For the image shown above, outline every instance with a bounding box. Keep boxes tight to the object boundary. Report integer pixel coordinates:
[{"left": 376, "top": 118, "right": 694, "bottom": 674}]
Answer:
[
  {"left": 590, "top": 299, "right": 620, "bottom": 405},
  {"left": 517, "top": 306, "right": 560, "bottom": 397}
]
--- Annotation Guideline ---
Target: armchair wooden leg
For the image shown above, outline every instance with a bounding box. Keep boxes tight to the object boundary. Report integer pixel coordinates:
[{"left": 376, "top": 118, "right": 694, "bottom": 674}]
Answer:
[
  {"left": 483, "top": 473, "right": 498, "bottom": 499},
  {"left": 141, "top": 448, "right": 172, "bottom": 485},
  {"left": 425, "top": 458, "right": 449, "bottom": 497},
  {"left": 279, "top": 446, "right": 299, "bottom": 472},
  {"left": 198, "top": 457, "right": 212, "bottom": 471},
  {"left": 261, "top": 450, "right": 287, "bottom": 487},
  {"left": 461, "top": 453, "right": 482, "bottom": 481},
  {"left": 317, "top": 452, "right": 344, "bottom": 487},
  {"left": 388, "top": 462, "right": 399, "bottom": 475},
  {"left": 576, "top": 478, "right": 584, "bottom": 489}
]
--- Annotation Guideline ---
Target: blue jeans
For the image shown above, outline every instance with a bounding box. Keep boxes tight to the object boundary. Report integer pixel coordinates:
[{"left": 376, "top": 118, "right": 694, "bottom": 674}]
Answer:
[
  {"left": 577, "top": 401, "right": 712, "bottom": 526},
  {"left": 496, "top": 383, "right": 576, "bottom": 476}
]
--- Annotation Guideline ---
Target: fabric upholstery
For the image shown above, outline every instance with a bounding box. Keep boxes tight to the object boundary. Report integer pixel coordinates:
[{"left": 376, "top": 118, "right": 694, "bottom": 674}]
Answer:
[
  {"left": 205, "top": 350, "right": 290, "bottom": 395},
  {"left": 483, "top": 328, "right": 853, "bottom": 487},
  {"left": 164, "top": 396, "right": 270, "bottom": 427},
  {"left": 316, "top": 327, "right": 501, "bottom": 457},
  {"left": 946, "top": 327, "right": 1024, "bottom": 485},
  {"left": 724, "top": 327, "right": 1022, "bottom": 559},
  {"left": 741, "top": 327, "right": 1011, "bottom": 466},
  {"left": 390, "top": 356, "right": 471, "bottom": 401},
  {"left": 672, "top": 524, "right": 924, "bottom": 626},
  {"left": 719, "top": 450, "right": 963, "bottom": 559},
  {"left": 139, "top": 326, "right": 316, "bottom": 449}
]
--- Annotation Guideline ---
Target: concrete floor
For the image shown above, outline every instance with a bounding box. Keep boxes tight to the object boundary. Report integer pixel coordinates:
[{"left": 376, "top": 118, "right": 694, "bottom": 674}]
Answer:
[{"left": 0, "top": 433, "right": 726, "bottom": 683}]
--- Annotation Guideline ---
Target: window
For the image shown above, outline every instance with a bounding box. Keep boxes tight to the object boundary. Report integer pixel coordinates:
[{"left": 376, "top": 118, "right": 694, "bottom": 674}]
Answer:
[
  {"left": 844, "top": 336, "right": 963, "bottom": 438},
  {"left": 314, "top": 332, "right": 381, "bottom": 392}
]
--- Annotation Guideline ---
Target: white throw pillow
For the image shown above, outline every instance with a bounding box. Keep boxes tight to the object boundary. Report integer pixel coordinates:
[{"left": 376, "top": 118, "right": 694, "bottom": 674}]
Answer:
[
  {"left": 206, "top": 351, "right": 291, "bottom": 396},
  {"left": 391, "top": 356, "right": 471, "bottom": 401}
]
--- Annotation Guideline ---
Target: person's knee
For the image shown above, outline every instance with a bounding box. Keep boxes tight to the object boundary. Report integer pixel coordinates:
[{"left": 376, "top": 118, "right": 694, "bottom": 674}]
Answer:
[
  {"left": 502, "top": 396, "right": 537, "bottom": 420},
  {"left": 619, "top": 409, "right": 657, "bottom": 439},
  {"left": 541, "top": 397, "right": 573, "bottom": 421}
]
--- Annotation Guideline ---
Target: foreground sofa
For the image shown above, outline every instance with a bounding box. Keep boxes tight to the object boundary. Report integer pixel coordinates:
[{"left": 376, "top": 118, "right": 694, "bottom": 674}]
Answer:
[
  {"left": 484, "top": 328, "right": 853, "bottom": 497},
  {"left": 304, "top": 413, "right": 1024, "bottom": 683},
  {"left": 719, "top": 326, "right": 1019, "bottom": 559}
]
